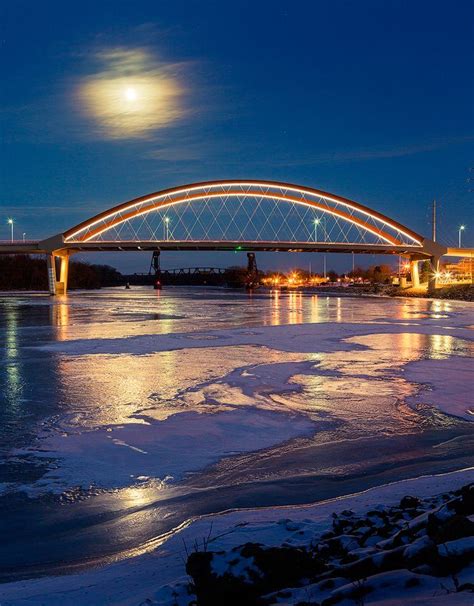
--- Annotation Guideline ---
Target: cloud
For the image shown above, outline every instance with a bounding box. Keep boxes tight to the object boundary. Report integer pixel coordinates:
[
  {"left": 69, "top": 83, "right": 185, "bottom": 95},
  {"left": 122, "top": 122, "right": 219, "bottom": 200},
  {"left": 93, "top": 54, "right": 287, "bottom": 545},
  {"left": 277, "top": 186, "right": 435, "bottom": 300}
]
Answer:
[
  {"left": 145, "top": 140, "right": 218, "bottom": 163},
  {"left": 76, "top": 48, "right": 189, "bottom": 139},
  {"left": 262, "top": 136, "right": 474, "bottom": 167},
  {"left": 141, "top": 134, "right": 474, "bottom": 174},
  {"left": 1, "top": 205, "right": 104, "bottom": 217}
]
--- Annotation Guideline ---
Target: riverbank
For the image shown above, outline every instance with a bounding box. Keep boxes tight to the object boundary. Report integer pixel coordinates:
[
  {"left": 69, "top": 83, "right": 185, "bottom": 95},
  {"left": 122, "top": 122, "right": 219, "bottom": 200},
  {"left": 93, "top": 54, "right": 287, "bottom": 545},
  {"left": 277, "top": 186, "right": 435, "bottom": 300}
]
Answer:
[
  {"left": 296, "top": 284, "right": 474, "bottom": 302},
  {"left": 395, "top": 284, "right": 474, "bottom": 301},
  {"left": 184, "top": 474, "right": 474, "bottom": 606},
  {"left": 1, "top": 468, "right": 472, "bottom": 605}
]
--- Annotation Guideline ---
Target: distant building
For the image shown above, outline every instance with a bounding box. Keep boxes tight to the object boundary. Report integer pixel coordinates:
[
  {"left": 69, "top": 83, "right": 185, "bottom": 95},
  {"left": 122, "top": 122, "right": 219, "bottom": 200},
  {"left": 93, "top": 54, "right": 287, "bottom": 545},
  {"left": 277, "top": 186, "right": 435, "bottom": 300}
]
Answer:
[{"left": 442, "top": 257, "right": 473, "bottom": 283}]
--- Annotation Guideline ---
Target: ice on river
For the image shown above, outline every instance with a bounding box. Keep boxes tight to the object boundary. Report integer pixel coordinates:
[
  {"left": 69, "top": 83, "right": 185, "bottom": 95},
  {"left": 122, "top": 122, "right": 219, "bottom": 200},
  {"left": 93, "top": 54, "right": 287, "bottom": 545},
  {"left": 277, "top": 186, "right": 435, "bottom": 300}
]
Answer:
[
  {"left": 13, "top": 408, "right": 316, "bottom": 495},
  {"left": 5, "top": 298, "right": 474, "bottom": 497}
]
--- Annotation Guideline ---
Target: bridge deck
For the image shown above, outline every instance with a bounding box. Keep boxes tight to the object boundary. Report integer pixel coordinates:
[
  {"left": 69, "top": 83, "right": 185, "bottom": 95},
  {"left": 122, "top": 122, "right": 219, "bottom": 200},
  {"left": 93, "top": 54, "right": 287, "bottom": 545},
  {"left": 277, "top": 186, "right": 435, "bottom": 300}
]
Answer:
[
  {"left": 2, "top": 241, "right": 471, "bottom": 258},
  {"left": 0, "top": 240, "right": 429, "bottom": 256}
]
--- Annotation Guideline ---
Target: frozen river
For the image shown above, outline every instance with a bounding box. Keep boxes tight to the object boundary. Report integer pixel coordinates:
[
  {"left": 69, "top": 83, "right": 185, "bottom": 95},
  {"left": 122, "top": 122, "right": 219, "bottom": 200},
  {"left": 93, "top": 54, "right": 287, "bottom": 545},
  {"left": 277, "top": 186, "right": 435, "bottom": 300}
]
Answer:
[{"left": 0, "top": 287, "right": 472, "bottom": 581}]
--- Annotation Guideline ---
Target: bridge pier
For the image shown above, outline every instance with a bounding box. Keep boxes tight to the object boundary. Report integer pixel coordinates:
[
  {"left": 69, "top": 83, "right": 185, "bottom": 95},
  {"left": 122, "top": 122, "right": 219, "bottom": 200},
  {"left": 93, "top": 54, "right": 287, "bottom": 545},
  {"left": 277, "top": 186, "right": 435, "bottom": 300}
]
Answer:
[
  {"left": 246, "top": 252, "right": 260, "bottom": 289},
  {"left": 150, "top": 250, "right": 161, "bottom": 289},
  {"left": 409, "top": 259, "right": 420, "bottom": 288},
  {"left": 47, "top": 252, "right": 69, "bottom": 295},
  {"left": 57, "top": 253, "right": 69, "bottom": 295},
  {"left": 46, "top": 254, "right": 57, "bottom": 296}
]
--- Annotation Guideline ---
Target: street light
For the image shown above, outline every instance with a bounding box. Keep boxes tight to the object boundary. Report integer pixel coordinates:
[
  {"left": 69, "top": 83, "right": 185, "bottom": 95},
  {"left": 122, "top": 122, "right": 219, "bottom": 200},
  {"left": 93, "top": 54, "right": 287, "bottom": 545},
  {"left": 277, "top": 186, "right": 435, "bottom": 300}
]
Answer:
[
  {"left": 313, "top": 218, "right": 320, "bottom": 242},
  {"left": 459, "top": 225, "right": 466, "bottom": 248},
  {"left": 7, "top": 218, "right": 13, "bottom": 242},
  {"left": 22, "top": 232, "right": 26, "bottom": 242},
  {"left": 163, "top": 216, "right": 170, "bottom": 240}
]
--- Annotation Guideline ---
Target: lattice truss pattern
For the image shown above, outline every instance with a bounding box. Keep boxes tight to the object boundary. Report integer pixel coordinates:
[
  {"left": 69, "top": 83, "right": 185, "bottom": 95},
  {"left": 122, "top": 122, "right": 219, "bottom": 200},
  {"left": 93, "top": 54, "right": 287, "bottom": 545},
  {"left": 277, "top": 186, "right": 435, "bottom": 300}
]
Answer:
[{"left": 65, "top": 183, "right": 422, "bottom": 247}]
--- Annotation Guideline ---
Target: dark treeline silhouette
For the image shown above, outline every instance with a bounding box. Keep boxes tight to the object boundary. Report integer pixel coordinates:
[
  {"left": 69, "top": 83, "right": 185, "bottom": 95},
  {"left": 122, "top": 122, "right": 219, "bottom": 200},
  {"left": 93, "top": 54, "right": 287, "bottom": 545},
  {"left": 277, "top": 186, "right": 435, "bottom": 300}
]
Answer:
[
  {"left": 0, "top": 255, "right": 122, "bottom": 290},
  {"left": 1, "top": 256, "right": 402, "bottom": 291},
  {"left": 124, "top": 266, "right": 258, "bottom": 287},
  {"left": 347, "top": 264, "right": 394, "bottom": 283}
]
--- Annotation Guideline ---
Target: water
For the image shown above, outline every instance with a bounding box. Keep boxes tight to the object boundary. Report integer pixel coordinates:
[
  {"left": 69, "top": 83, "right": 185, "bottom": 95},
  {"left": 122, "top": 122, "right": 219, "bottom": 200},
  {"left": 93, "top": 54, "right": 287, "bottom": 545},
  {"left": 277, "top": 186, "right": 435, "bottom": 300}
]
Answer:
[{"left": 0, "top": 287, "right": 472, "bottom": 581}]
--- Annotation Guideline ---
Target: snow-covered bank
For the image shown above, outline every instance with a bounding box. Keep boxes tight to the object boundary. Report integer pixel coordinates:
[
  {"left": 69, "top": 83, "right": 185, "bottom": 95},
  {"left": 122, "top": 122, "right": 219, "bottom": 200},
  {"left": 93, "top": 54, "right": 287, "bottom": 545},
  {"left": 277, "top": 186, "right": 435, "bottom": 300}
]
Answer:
[
  {"left": 2, "top": 468, "right": 473, "bottom": 605},
  {"left": 185, "top": 479, "right": 474, "bottom": 605}
]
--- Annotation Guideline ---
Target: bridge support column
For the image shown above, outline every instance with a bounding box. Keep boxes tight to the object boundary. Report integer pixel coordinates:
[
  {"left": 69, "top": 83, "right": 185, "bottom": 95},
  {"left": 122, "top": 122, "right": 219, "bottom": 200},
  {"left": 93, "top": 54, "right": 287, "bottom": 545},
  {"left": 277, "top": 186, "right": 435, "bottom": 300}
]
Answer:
[
  {"left": 46, "top": 254, "right": 57, "bottom": 296},
  {"left": 150, "top": 250, "right": 161, "bottom": 289},
  {"left": 427, "top": 255, "right": 440, "bottom": 295},
  {"left": 246, "top": 252, "right": 259, "bottom": 289},
  {"left": 57, "top": 254, "right": 69, "bottom": 295},
  {"left": 410, "top": 259, "right": 420, "bottom": 288},
  {"left": 46, "top": 253, "right": 69, "bottom": 295}
]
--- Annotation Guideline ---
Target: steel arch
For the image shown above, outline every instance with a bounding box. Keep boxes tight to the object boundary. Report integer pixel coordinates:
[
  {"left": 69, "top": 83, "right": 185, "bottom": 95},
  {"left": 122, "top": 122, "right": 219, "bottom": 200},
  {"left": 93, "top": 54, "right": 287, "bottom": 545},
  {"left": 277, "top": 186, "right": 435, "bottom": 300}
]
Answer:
[{"left": 64, "top": 180, "right": 423, "bottom": 247}]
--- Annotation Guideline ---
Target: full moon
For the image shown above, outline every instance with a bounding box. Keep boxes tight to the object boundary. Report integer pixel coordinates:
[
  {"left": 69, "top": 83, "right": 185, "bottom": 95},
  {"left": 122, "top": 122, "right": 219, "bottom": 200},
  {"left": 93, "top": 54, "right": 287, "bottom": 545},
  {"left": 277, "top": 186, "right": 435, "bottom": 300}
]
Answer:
[
  {"left": 124, "top": 87, "right": 137, "bottom": 101},
  {"left": 78, "top": 49, "right": 185, "bottom": 138}
]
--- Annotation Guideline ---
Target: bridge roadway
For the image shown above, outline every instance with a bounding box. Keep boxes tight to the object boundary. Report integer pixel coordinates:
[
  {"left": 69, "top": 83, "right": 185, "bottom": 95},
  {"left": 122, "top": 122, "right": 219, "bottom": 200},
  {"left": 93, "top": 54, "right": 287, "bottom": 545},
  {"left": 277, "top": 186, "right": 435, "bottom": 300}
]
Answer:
[
  {"left": 1, "top": 239, "right": 472, "bottom": 263},
  {"left": 0, "top": 238, "right": 456, "bottom": 256}
]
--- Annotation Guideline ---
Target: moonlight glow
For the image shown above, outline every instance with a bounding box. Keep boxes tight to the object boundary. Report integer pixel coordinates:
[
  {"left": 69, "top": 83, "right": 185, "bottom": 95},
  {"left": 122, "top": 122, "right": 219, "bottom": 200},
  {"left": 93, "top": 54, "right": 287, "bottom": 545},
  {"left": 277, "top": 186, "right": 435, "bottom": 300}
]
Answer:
[
  {"left": 78, "top": 49, "right": 186, "bottom": 139},
  {"left": 124, "top": 87, "right": 138, "bottom": 101}
]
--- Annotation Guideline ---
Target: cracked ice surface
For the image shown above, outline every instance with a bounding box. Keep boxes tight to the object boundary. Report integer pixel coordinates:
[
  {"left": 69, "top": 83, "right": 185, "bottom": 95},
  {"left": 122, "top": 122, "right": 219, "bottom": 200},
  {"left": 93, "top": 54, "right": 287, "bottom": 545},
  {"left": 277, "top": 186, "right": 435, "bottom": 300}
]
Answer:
[{"left": 2, "top": 291, "right": 473, "bottom": 497}]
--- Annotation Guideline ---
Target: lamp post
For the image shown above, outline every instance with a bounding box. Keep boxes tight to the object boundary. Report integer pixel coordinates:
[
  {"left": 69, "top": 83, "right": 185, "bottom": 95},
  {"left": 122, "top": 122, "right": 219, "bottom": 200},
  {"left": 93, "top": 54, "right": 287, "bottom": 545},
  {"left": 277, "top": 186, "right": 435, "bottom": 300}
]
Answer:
[
  {"left": 22, "top": 232, "right": 26, "bottom": 242},
  {"left": 164, "top": 216, "right": 170, "bottom": 240},
  {"left": 7, "top": 218, "right": 13, "bottom": 242},
  {"left": 459, "top": 225, "right": 466, "bottom": 248},
  {"left": 313, "top": 218, "right": 320, "bottom": 242}
]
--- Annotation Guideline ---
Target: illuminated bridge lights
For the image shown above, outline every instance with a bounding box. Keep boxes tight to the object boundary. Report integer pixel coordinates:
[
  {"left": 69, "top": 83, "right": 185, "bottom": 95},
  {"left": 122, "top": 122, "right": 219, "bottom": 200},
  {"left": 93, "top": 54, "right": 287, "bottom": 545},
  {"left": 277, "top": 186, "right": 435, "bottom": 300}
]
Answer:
[{"left": 63, "top": 180, "right": 424, "bottom": 249}]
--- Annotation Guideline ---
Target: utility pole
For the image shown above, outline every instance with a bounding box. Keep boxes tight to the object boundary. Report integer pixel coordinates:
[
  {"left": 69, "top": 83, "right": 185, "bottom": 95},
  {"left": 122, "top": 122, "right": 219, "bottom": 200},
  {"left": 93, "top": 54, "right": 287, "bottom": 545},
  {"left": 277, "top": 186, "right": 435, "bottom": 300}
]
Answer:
[{"left": 432, "top": 199, "right": 436, "bottom": 242}]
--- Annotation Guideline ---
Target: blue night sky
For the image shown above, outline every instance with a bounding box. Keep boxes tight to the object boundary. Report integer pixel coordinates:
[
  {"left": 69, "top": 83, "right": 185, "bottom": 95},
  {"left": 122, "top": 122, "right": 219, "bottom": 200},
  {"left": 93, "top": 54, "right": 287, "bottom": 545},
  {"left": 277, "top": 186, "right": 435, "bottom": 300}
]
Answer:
[{"left": 1, "top": 0, "right": 473, "bottom": 273}]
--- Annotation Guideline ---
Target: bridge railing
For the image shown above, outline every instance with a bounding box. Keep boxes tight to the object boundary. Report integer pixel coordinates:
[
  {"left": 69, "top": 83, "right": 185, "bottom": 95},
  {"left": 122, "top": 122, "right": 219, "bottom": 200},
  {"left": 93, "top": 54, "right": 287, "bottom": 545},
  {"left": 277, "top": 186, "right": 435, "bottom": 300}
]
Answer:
[{"left": 0, "top": 240, "right": 38, "bottom": 244}]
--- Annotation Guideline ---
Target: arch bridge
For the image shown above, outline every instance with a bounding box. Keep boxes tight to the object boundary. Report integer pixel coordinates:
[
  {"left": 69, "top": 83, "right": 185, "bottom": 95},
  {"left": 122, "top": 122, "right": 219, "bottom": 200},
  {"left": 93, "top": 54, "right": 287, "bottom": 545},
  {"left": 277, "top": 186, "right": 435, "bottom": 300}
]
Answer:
[{"left": 0, "top": 179, "right": 461, "bottom": 294}]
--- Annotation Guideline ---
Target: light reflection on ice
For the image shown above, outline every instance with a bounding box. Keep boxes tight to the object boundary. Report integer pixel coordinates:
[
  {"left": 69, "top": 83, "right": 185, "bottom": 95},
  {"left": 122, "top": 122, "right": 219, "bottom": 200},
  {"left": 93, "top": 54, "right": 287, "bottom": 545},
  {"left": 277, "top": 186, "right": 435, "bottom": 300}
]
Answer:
[
  {"left": 54, "top": 345, "right": 317, "bottom": 428},
  {"left": 1, "top": 290, "right": 473, "bottom": 498}
]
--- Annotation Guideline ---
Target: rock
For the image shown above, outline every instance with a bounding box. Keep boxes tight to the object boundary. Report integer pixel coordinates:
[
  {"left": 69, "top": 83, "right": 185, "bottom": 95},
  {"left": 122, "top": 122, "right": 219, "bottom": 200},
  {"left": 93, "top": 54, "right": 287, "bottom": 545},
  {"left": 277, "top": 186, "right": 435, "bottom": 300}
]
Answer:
[
  {"left": 436, "top": 537, "right": 474, "bottom": 576},
  {"left": 186, "top": 543, "right": 326, "bottom": 606},
  {"left": 363, "top": 535, "right": 382, "bottom": 547},
  {"left": 185, "top": 484, "right": 474, "bottom": 605},
  {"left": 461, "top": 483, "right": 474, "bottom": 505},
  {"left": 186, "top": 551, "right": 253, "bottom": 606},
  {"left": 456, "top": 484, "right": 474, "bottom": 515},
  {"left": 403, "top": 536, "right": 436, "bottom": 566},
  {"left": 400, "top": 495, "right": 421, "bottom": 509},
  {"left": 428, "top": 514, "right": 474, "bottom": 544},
  {"left": 340, "top": 509, "right": 354, "bottom": 517}
]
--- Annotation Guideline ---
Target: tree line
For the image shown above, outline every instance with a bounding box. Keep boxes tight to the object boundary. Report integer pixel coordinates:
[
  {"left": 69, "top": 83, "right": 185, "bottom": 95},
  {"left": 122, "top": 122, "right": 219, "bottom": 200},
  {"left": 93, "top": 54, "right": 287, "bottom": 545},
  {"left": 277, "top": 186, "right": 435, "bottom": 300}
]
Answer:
[{"left": 0, "top": 255, "right": 122, "bottom": 290}]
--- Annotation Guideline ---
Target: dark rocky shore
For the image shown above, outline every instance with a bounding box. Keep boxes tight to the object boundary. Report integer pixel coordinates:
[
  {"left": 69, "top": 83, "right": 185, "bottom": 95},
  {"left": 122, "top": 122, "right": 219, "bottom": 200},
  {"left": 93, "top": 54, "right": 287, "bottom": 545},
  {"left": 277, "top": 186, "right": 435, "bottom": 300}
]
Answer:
[
  {"left": 184, "top": 483, "right": 474, "bottom": 605},
  {"left": 396, "top": 284, "right": 474, "bottom": 302}
]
